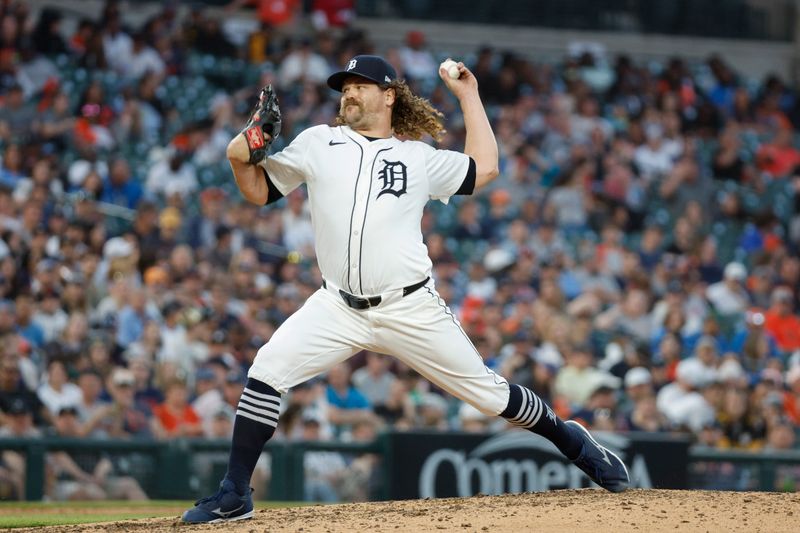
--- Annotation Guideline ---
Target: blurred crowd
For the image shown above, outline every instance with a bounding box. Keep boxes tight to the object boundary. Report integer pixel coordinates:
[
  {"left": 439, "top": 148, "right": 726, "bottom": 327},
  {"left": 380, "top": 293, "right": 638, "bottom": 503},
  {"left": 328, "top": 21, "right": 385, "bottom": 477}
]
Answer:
[{"left": 1, "top": 0, "right": 800, "bottom": 499}]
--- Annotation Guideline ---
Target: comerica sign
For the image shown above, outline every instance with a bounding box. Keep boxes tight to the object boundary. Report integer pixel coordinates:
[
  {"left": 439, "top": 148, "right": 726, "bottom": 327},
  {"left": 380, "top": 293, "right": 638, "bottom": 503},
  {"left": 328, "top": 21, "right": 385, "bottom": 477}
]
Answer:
[{"left": 387, "top": 430, "right": 689, "bottom": 500}]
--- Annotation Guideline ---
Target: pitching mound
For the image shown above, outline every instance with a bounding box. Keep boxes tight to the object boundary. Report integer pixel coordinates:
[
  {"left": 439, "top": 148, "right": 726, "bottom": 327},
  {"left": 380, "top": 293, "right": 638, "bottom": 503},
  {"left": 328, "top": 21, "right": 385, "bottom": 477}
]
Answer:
[{"left": 14, "top": 489, "right": 800, "bottom": 532}]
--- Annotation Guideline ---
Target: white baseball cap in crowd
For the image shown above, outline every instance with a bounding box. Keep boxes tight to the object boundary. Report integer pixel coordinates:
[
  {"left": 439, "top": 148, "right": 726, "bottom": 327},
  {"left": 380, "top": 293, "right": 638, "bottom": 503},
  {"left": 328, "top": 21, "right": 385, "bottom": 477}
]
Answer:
[
  {"left": 624, "top": 367, "right": 652, "bottom": 388},
  {"left": 111, "top": 367, "right": 135, "bottom": 387},
  {"left": 103, "top": 236, "right": 134, "bottom": 259},
  {"left": 483, "top": 248, "right": 515, "bottom": 274},
  {"left": 676, "top": 358, "right": 704, "bottom": 387},
  {"left": 717, "top": 359, "right": 745, "bottom": 382},
  {"left": 723, "top": 262, "right": 747, "bottom": 281}
]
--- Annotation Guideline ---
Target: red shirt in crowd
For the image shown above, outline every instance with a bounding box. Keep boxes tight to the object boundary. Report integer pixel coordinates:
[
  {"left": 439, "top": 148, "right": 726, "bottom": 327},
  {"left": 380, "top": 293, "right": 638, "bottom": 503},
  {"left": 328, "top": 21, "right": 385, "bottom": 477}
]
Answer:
[
  {"left": 153, "top": 403, "right": 202, "bottom": 435},
  {"left": 756, "top": 143, "right": 800, "bottom": 178},
  {"left": 763, "top": 309, "right": 800, "bottom": 352}
]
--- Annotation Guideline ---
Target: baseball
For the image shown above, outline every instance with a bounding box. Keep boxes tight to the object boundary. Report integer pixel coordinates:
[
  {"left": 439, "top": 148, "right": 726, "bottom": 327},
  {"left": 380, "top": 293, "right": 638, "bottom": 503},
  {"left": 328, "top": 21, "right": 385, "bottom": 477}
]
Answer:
[{"left": 441, "top": 59, "right": 461, "bottom": 80}]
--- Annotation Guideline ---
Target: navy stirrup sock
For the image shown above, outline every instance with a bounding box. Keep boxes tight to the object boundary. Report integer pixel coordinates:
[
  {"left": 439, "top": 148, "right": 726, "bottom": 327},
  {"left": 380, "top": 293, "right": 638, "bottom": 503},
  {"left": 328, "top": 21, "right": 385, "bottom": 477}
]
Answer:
[
  {"left": 500, "top": 383, "right": 583, "bottom": 460},
  {"left": 224, "top": 378, "right": 281, "bottom": 495}
]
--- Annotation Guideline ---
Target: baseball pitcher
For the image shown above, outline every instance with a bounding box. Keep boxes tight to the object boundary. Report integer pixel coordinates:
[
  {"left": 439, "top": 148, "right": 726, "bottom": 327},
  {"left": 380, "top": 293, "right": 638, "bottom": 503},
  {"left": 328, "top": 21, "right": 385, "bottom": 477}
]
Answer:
[{"left": 183, "top": 54, "right": 628, "bottom": 524}]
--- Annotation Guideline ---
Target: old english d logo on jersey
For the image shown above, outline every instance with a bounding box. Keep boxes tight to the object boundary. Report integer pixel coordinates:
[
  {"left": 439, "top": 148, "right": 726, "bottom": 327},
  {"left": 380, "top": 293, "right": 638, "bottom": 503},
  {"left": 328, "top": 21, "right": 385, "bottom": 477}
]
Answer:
[{"left": 376, "top": 160, "right": 408, "bottom": 198}]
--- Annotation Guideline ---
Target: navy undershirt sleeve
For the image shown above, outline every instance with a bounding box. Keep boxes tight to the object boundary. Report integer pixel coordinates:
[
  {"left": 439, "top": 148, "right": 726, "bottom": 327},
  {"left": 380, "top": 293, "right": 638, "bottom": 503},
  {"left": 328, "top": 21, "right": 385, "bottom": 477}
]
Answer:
[
  {"left": 261, "top": 167, "right": 284, "bottom": 205},
  {"left": 455, "top": 157, "right": 477, "bottom": 195}
]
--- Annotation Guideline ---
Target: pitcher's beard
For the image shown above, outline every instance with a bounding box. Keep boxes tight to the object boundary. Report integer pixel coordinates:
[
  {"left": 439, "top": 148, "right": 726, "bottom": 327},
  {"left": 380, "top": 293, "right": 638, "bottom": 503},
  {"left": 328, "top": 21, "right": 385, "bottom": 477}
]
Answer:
[{"left": 342, "top": 104, "right": 367, "bottom": 129}]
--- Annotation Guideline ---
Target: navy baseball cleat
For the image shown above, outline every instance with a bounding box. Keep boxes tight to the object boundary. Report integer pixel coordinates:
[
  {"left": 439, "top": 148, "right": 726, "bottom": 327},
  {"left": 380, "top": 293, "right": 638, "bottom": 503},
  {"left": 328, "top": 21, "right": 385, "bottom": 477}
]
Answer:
[
  {"left": 182, "top": 479, "right": 254, "bottom": 523},
  {"left": 566, "top": 420, "right": 630, "bottom": 493}
]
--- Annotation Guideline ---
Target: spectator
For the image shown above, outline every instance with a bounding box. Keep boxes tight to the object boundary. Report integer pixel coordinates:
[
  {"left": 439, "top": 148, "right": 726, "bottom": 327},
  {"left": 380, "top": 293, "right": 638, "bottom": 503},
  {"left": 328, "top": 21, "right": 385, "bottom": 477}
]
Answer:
[
  {"left": 716, "top": 386, "right": 767, "bottom": 450},
  {"left": 100, "top": 158, "right": 143, "bottom": 210},
  {"left": 706, "top": 262, "right": 750, "bottom": 316},
  {"left": 756, "top": 127, "right": 800, "bottom": 178},
  {"left": 621, "top": 367, "right": 653, "bottom": 409},
  {"left": 656, "top": 359, "right": 716, "bottom": 432},
  {"left": 0, "top": 357, "right": 48, "bottom": 426},
  {"left": 0, "top": 398, "right": 40, "bottom": 499},
  {"left": 372, "top": 377, "right": 414, "bottom": 428},
  {"left": 595, "top": 288, "right": 652, "bottom": 343},
  {"left": 783, "top": 366, "right": 800, "bottom": 426},
  {"left": 144, "top": 148, "right": 198, "bottom": 201},
  {"left": 127, "top": 32, "right": 166, "bottom": 82},
  {"left": 87, "top": 367, "right": 156, "bottom": 439},
  {"left": 571, "top": 382, "right": 620, "bottom": 431},
  {"left": 152, "top": 379, "right": 203, "bottom": 438},
  {"left": 627, "top": 393, "right": 669, "bottom": 432},
  {"left": 763, "top": 287, "right": 800, "bottom": 353},
  {"left": 115, "top": 289, "right": 158, "bottom": 350},
  {"left": 221, "top": 370, "right": 247, "bottom": 412},
  {"left": 633, "top": 122, "right": 678, "bottom": 183},
  {"left": 325, "top": 362, "right": 374, "bottom": 437},
  {"left": 351, "top": 352, "right": 396, "bottom": 411},
  {"left": 277, "top": 38, "right": 330, "bottom": 89},
  {"left": 14, "top": 293, "right": 44, "bottom": 349},
  {"left": 397, "top": 30, "right": 437, "bottom": 83},
  {"left": 729, "top": 309, "right": 779, "bottom": 376},
  {"left": 712, "top": 126, "right": 746, "bottom": 182},
  {"left": 0, "top": 85, "right": 35, "bottom": 142},
  {"left": 207, "top": 405, "right": 235, "bottom": 439},
  {"left": 37, "top": 359, "right": 83, "bottom": 417},
  {"left": 311, "top": 0, "right": 355, "bottom": 30},
  {"left": 0, "top": 143, "right": 25, "bottom": 189},
  {"left": 101, "top": 10, "right": 133, "bottom": 75},
  {"left": 47, "top": 406, "right": 148, "bottom": 500},
  {"left": 764, "top": 417, "right": 796, "bottom": 451},
  {"left": 299, "top": 416, "right": 348, "bottom": 502},
  {"left": 129, "top": 357, "right": 163, "bottom": 409},
  {"left": 192, "top": 366, "right": 225, "bottom": 436},
  {"left": 554, "top": 343, "right": 616, "bottom": 409},
  {"left": 414, "top": 392, "right": 449, "bottom": 430},
  {"left": 75, "top": 370, "right": 109, "bottom": 432},
  {"left": 186, "top": 187, "right": 227, "bottom": 250},
  {"left": 227, "top": 0, "right": 301, "bottom": 29},
  {"left": 281, "top": 189, "right": 315, "bottom": 256}
]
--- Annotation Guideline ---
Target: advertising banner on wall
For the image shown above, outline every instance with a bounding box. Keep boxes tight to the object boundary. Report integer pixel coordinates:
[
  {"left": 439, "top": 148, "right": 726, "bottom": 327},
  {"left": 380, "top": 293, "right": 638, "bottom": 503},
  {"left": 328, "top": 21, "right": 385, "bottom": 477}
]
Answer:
[{"left": 387, "top": 430, "right": 690, "bottom": 500}]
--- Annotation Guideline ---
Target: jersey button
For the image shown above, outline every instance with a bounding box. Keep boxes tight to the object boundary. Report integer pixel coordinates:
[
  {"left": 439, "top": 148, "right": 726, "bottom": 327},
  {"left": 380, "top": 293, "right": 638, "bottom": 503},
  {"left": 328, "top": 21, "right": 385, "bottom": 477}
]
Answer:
[{"left": 353, "top": 230, "right": 359, "bottom": 236}]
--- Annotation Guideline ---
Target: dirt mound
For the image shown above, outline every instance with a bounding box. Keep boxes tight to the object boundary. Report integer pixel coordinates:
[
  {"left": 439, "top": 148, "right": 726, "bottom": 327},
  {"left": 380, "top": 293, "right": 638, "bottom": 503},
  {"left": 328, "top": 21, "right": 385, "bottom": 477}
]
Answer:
[{"left": 14, "top": 489, "right": 800, "bottom": 533}]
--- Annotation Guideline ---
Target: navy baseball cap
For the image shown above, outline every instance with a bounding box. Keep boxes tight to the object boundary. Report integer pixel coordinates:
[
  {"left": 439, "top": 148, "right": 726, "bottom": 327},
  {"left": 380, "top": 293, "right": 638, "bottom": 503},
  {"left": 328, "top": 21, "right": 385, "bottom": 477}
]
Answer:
[{"left": 327, "top": 55, "right": 396, "bottom": 92}]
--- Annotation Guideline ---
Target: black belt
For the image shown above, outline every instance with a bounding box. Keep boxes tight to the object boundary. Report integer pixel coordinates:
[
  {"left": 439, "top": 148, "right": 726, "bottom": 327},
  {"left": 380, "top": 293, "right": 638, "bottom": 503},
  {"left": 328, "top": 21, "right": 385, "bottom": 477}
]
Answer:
[{"left": 322, "top": 277, "right": 430, "bottom": 310}]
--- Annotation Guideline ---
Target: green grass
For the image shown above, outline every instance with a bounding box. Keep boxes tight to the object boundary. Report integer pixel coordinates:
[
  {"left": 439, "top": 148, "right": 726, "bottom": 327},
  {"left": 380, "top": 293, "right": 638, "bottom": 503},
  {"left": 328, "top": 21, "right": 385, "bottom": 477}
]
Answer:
[
  {"left": 0, "top": 500, "right": 303, "bottom": 528},
  {"left": 0, "top": 500, "right": 190, "bottom": 509}
]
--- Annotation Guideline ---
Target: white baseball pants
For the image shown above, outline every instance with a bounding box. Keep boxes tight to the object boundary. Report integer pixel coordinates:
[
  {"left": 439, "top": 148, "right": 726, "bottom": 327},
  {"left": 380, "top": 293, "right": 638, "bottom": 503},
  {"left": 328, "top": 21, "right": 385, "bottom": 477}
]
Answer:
[{"left": 247, "top": 279, "right": 510, "bottom": 415}]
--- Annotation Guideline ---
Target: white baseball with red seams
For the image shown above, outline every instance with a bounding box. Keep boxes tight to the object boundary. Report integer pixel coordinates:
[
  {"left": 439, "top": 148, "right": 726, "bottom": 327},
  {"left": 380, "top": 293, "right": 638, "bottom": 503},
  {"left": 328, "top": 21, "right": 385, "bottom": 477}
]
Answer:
[
  {"left": 248, "top": 124, "right": 510, "bottom": 415},
  {"left": 441, "top": 59, "right": 461, "bottom": 79}
]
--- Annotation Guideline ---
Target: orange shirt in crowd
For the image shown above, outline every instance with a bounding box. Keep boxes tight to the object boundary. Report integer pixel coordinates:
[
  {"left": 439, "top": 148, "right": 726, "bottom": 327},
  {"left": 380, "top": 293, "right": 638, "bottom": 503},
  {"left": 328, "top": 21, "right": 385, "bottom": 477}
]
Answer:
[
  {"left": 153, "top": 403, "right": 201, "bottom": 435},
  {"left": 250, "top": 0, "right": 300, "bottom": 26},
  {"left": 763, "top": 310, "right": 800, "bottom": 351},
  {"left": 783, "top": 392, "right": 800, "bottom": 425},
  {"left": 756, "top": 143, "right": 800, "bottom": 178}
]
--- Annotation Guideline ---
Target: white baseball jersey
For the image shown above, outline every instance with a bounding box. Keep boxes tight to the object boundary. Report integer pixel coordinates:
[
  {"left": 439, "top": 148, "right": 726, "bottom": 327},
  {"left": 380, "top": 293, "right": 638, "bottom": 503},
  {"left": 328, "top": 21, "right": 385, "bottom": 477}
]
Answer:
[
  {"left": 249, "top": 124, "right": 510, "bottom": 416},
  {"left": 260, "top": 124, "right": 470, "bottom": 295}
]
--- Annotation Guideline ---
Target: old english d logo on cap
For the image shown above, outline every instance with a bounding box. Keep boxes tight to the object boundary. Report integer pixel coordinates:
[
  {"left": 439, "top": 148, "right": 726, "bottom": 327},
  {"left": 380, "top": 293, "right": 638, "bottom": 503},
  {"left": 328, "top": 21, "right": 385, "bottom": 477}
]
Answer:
[{"left": 327, "top": 55, "right": 397, "bottom": 92}]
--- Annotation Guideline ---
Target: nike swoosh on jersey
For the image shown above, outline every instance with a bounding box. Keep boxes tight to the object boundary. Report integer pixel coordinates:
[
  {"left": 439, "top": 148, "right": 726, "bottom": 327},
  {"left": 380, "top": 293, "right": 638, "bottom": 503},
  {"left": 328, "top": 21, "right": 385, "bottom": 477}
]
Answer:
[
  {"left": 329, "top": 140, "right": 346, "bottom": 145},
  {"left": 211, "top": 504, "right": 244, "bottom": 518}
]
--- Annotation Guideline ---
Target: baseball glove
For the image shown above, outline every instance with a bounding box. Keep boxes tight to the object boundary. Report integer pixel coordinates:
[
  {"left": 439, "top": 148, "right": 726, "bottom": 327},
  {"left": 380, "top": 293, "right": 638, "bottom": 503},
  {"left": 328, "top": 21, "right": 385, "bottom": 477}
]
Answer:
[{"left": 240, "top": 85, "right": 282, "bottom": 164}]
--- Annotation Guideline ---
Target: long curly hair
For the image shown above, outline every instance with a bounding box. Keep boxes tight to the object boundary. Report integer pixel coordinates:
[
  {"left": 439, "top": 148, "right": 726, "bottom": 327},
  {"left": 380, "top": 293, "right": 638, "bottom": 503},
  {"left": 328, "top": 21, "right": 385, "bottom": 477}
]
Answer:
[{"left": 335, "top": 80, "right": 446, "bottom": 142}]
